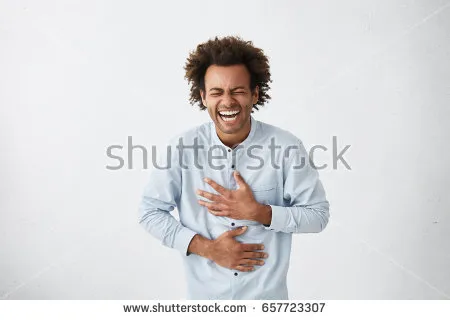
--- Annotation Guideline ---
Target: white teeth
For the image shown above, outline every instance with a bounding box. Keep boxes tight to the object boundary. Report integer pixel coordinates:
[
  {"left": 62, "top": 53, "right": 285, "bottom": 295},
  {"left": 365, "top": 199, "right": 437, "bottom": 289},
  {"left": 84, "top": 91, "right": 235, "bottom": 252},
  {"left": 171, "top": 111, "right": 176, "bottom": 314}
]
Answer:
[
  {"left": 219, "top": 110, "right": 240, "bottom": 116},
  {"left": 222, "top": 115, "right": 237, "bottom": 122}
]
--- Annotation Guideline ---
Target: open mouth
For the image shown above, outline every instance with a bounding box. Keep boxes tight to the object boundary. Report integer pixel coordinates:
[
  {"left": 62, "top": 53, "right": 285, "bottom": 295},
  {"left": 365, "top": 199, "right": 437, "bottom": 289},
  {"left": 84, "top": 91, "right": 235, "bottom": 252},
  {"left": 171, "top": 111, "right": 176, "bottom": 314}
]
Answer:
[{"left": 218, "top": 110, "right": 240, "bottom": 122}]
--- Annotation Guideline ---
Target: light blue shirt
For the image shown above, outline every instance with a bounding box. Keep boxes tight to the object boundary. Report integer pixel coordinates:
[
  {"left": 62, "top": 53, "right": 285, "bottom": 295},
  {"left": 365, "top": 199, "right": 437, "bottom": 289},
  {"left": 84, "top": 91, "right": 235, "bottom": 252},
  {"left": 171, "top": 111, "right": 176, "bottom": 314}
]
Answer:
[{"left": 139, "top": 116, "right": 330, "bottom": 299}]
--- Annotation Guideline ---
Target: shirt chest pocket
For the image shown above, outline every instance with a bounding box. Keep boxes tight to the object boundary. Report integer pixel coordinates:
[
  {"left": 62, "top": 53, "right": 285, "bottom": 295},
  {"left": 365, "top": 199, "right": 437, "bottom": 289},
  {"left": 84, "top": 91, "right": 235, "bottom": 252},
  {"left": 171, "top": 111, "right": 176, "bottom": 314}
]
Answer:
[{"left": 251, "top": 183, "right": 279, "bottom": 206}]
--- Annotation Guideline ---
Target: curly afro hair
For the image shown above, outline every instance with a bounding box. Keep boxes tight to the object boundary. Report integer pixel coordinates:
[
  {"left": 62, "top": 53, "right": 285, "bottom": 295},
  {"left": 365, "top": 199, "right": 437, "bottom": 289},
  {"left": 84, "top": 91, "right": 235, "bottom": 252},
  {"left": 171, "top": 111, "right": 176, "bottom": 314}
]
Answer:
[{"left": 184, "top": 35, "right": 272, "bottom": 111}]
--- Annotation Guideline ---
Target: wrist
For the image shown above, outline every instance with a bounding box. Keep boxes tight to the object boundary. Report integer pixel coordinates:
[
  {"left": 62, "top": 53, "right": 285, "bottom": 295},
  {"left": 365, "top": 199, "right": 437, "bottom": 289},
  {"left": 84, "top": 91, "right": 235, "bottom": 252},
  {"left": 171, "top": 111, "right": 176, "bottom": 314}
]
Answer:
[
  {"left": 253, "top": 203, "right": 272, "bottom": 225},
  {"left": 188, "top": 234, "right": 215, "bottom": 259}
]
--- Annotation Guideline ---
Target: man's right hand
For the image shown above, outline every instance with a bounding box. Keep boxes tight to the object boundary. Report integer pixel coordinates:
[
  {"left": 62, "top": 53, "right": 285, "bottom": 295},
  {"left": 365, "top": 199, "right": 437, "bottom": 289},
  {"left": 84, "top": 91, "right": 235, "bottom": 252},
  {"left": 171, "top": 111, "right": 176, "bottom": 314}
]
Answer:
[{"left": 207, "top": 226, "right": 268, "bottom": 272}]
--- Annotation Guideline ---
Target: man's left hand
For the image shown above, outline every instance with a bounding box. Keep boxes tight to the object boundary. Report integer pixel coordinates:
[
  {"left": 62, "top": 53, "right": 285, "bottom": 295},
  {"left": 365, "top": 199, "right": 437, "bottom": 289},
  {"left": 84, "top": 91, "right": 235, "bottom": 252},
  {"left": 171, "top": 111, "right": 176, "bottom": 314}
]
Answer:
[{"left": 196, "top": 171, "right": 264, "bottom": 222}]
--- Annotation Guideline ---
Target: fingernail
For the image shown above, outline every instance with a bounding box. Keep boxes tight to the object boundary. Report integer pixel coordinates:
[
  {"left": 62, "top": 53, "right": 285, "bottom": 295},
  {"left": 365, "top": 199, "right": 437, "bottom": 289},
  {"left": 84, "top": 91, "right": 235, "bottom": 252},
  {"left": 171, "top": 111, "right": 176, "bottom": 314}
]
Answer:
[
  {"left": 241, "top": 226, "right": 247, "bottom": 230},
  {"left": 264, "top": 253, "right": 269, "bottom": 258},
  {"left": 260, "top": 245, "right": 265, "bottom": 250},
  {"left": 235, "top": 171, "right": 240, "bottom": 175}
]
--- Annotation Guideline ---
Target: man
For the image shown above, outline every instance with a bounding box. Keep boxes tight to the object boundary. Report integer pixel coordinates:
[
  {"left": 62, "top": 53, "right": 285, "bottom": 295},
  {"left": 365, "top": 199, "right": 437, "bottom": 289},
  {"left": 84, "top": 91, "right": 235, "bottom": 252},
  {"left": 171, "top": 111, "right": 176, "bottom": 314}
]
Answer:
[{"left": 139, "top": 35, "right": 330, "bottom": 300}]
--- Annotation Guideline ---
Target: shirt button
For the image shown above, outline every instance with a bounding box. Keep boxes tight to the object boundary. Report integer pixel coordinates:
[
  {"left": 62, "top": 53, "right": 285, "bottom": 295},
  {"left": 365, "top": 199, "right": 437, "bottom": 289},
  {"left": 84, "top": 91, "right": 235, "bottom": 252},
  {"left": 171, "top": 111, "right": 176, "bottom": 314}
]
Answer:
[
  {"left": 231, "top": 165, "right": 235, "bottom": 169},
  {"left": 234, "top": 272, "right": 238, "bottom": 276},
  {"left": 228, "top": 149, "right": 231, "bottom": 152},
  {"left": 231, "top": 222, "right": 235, "bottom": 226}
]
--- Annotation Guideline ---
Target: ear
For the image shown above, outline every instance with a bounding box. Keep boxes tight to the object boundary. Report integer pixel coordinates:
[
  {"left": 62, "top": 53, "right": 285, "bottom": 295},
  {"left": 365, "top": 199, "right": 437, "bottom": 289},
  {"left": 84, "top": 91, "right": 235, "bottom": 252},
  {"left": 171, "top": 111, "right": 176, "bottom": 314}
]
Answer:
[
  {"left": 252, "top": 85, "right": 259, "bottom": 105},
  {"left": 200, "top": 89, "right": 206, "bottom": 106}
]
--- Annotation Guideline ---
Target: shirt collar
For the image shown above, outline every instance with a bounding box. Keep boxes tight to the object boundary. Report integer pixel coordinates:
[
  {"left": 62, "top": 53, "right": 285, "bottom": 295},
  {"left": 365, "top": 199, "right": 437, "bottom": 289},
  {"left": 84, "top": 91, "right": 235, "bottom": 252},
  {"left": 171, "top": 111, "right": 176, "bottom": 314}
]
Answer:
[{"left": 210, "top": 115, "right": 258, "bottom": 149}]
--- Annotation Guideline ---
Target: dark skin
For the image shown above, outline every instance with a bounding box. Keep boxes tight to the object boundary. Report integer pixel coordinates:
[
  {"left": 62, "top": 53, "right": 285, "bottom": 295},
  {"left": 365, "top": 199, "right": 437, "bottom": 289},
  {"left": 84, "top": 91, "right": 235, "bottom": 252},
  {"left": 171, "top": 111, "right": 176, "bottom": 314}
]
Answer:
[
  {"left": 187, "top": 64, "right": 273, "bottom": 271},
  {"left": 188, "top": 172, "right": 273, "bottom": 271},
  {"left": 189, "top": 227, "right": 268, "bottom": 272},
  {"left": 197, "top": 171, "right": 272, "bottom": 225}
]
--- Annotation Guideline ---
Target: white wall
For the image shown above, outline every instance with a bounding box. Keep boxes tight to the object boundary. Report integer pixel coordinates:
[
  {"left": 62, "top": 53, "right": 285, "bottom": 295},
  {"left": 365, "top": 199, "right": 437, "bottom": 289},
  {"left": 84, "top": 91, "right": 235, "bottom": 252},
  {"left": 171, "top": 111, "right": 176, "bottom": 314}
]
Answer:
[{"left": 1, "top": 0, "right": 449, "bottom": 299}]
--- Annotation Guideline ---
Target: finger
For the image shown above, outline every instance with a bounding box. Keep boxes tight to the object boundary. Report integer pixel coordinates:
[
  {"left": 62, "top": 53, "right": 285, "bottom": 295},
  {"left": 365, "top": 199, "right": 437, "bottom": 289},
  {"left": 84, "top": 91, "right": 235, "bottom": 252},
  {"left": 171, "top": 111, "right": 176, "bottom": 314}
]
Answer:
[
  {"left": 242, "top": 251, "right": 268, "bottom": 259},
  {"left": 233, "top": 171, "right": 248, "bottom": 188},
  {"left": 204, "top": 178, "right": 229, "bottom": 196},
  {"left": 235, "top": 265, "right": 254, "bottom": 272},
  {"left": 241, "top": 243, "right": 265, "bottom": 251},
  {"left": 238, "top": 258, "right": 265, "bottom": 266},
  {"left": 196, "top": 189, "right": 222, "bottom": 202},
  {"left": 228, "top": 226, "right": 248, "bottom": 237},
  {"left": 209, "top": 209, "right": 229, "bottom": 217},
  {"left": 197, "top": 200, "right": 223, "bottom": 212}
]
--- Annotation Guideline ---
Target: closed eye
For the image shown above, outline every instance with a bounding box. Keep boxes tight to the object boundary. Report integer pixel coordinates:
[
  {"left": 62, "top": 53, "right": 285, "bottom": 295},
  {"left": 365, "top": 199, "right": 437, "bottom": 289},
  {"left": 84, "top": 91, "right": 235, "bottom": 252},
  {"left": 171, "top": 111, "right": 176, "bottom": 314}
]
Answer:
[{"left": 211, "top": 92, "right": 245, "bottom": 95}]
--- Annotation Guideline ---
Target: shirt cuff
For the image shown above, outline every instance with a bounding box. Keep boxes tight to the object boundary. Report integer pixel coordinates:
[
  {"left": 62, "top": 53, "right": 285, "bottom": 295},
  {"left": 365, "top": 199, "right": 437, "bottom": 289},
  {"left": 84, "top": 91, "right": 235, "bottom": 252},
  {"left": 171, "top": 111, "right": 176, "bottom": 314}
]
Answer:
[
  {"left": 174, "top": 227, "right": 197, "bottom": 256},
  {"left": 263, "top": 205, "right": 289, "bottom": 232}
]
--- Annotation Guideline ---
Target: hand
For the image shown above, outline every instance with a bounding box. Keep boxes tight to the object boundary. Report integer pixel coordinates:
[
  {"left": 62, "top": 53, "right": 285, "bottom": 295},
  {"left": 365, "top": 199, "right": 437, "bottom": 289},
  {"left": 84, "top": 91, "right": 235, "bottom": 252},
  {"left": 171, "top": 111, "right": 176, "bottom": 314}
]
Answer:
[
  {"left": 197, "top": 171, "right": 263, "bottom": 222},
  {"left": 207, "top": 226, "right": 268, "bottom": 272}
]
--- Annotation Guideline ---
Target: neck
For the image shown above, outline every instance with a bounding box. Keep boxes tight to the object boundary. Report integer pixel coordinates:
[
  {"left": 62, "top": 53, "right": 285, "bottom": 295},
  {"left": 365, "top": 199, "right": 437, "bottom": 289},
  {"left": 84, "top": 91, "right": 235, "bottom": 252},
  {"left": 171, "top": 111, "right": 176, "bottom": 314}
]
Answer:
[{"left": 216, "top": 117, "right": 252, "bottom": 149}]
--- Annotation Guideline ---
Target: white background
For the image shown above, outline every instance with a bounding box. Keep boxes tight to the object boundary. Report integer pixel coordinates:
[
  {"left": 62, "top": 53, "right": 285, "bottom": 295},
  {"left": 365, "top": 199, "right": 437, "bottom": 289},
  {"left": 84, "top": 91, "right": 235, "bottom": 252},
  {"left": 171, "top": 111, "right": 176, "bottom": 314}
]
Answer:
[{"left": 1, "top": 0, "right": 449, "bottom": 299}]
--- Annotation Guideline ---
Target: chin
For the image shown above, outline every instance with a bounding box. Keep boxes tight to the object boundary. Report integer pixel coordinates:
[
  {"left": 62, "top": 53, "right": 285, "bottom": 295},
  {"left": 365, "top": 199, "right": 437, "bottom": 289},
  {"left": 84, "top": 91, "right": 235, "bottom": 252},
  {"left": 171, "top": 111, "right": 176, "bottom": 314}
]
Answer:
[{"left": 216, "top": 124, "right": 238, "bottom": 135}]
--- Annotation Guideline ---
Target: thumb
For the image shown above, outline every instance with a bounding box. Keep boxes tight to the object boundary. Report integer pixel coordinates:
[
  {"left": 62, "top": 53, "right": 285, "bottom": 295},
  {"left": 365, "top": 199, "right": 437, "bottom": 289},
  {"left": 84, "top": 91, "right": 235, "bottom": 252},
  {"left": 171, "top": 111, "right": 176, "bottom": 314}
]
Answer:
[
  {"left": 228, "top": 226, "right": 247, "bottom": 237},
  {"left": 233, "top": 171, "right": 247, "bottom": 188}
]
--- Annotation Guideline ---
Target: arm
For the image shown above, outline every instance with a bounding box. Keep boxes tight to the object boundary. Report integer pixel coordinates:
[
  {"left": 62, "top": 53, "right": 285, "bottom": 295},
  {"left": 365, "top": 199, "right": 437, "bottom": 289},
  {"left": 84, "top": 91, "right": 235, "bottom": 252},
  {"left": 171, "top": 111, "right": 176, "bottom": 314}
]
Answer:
[
  {"left": 188, "top": 227, "right": 268, "bottom": 272},
  {"left": 138, "top": 138, "right": 197, "bottom": 256},
  {"left": 262, "top": 139, "right": 330, "bottom": 233},
  {"left": 187, "top": 234, "right": 213, "bottom": 258}
]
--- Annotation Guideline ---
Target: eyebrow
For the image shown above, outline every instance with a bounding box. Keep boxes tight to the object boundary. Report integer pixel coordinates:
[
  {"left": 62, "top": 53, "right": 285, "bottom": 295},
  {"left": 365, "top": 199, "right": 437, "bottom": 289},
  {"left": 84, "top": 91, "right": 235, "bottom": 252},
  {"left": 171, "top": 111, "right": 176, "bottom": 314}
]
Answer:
[{"left": 209, "top": 86, "right": 247, "bottom": 92}]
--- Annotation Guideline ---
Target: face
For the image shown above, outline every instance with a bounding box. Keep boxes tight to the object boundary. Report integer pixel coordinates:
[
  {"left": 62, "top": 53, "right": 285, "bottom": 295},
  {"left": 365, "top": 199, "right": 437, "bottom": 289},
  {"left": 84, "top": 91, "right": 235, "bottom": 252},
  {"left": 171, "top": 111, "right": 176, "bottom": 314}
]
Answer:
[{"left": 200, "top": 64, "right": 259, "bottom": 138}]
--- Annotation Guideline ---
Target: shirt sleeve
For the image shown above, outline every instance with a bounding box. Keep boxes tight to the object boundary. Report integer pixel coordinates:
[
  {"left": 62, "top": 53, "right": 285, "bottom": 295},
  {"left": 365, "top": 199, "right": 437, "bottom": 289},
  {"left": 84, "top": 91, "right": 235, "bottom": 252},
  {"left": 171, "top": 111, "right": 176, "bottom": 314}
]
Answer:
[
  {"left": 263, "top": 139, "right": 330, "bottom": 233},
  {"left": 138, "top": 137, "right": 197, "bottom": 256}
]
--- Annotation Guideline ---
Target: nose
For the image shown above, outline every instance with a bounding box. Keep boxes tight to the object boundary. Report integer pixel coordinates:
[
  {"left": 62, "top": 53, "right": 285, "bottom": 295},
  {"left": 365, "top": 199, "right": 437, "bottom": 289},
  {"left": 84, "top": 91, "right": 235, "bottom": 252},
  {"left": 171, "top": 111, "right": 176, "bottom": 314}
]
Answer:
[{"left": 221, "top": 93, "right": 238, "bottom": 108}]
